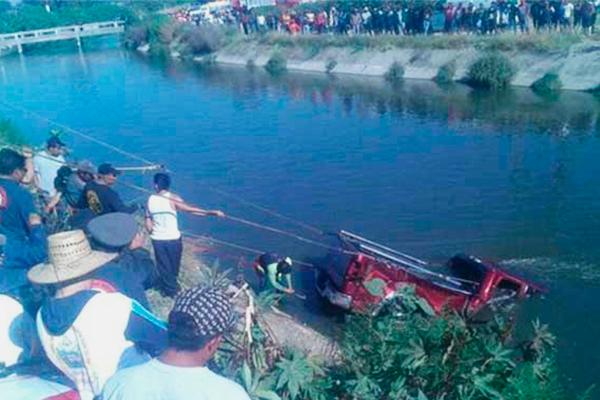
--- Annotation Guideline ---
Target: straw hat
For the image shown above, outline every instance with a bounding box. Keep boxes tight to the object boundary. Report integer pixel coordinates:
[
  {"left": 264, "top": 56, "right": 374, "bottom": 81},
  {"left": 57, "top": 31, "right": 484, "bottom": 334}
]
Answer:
[{"left": 28, "top": 230, "right": 117, "bottom": 285}]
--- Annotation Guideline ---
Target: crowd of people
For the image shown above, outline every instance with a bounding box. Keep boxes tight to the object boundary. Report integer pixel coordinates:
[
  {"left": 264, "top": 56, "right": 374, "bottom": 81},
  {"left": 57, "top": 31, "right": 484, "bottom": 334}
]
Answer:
[
  {"left": 0, "top": 135, "right": 278, "bottom": 399},
  {"left": 180, "top": 0, "right": 599, "bottom": 36}
]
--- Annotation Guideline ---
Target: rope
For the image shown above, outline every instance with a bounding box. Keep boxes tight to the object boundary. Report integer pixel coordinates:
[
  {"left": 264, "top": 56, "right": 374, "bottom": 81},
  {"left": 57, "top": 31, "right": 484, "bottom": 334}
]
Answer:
[
  {"left": 206, "top": 187, "right": 325, "bottom": 236},
  {"left": 0, "top": 100, "right": 156, "bottom": 166},
  {"left": 181, "top": 230, "right": 316, "bottom": 268},
  {"left": 0, "top": 140, "right": 346, "bottom": 261},
  {"left": 224, "top": 214, "right": 352, "bottom": 254},
  {"left": 116, "top": 179, "right": 354, "bottom": 255},
  {"left": 0, "top": 100, "right": 326, "bottom": 237}
]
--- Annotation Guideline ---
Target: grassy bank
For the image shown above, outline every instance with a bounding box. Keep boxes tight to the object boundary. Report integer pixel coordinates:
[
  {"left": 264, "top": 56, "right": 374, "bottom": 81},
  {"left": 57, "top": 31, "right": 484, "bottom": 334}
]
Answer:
[{"left": 248, "top": 31, "right": 595, "bottom": 54}]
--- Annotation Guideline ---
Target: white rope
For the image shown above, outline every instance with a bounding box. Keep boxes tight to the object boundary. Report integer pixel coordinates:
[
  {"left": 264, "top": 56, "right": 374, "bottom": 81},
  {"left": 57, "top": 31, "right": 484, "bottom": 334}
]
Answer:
[{"left": 0, "top": 100, "right": 327, "bottom": 237}]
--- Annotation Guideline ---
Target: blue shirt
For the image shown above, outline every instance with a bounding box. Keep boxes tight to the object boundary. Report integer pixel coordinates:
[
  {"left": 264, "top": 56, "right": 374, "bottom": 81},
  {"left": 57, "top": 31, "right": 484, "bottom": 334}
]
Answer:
[{"left": 0, "top": 178, "right": 37, "bottom": 241}]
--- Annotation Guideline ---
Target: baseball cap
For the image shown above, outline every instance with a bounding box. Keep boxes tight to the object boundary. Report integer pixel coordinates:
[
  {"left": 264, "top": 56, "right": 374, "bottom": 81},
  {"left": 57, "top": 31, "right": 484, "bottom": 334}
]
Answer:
[
  {"left": 169, "top": 287, "right": 234, "bottom": 340},
  {"left": 97, "top": 163, "right": 121, "bottom": 176},
  {"left": 76, "top": 160, "right": 96, "bottom": 175},
  {"left": 47, "top": 136, "right": 66, "bottom": 148}
]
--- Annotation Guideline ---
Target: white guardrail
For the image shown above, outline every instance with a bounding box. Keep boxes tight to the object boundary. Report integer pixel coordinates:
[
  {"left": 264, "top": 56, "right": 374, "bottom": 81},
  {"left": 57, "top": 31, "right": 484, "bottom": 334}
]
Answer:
[{"left": 0, "top": 21, "right": 125, "bottom": 47}]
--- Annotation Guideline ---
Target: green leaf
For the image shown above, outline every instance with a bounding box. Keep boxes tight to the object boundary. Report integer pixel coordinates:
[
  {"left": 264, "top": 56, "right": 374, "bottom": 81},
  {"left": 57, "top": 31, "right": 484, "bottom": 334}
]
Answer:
[
  {"left": 241, "top": 361, "right": 252, "bottom": 391},
  {"left": 255, "top": 390, "right": 282, "bottom": 400},
  {"left": 364, "top": 277, "right": 387, "bottom": 297},
  {"left": 415, "top": 297, "right": 436, "bottom": 317}
]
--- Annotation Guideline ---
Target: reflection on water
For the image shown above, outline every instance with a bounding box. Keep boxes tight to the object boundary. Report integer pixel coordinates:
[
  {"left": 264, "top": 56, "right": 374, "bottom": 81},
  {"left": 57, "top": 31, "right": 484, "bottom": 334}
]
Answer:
[{"left": 184, "top": 63, "right": 600, "bottom": 138}]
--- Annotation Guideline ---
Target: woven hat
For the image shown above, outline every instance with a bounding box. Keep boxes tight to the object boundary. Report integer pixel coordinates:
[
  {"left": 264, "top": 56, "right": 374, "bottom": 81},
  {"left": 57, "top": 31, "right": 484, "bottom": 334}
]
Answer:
[
  {"left": 169, "top": 287, "right": 234, "bottom": 339},
  {"left": 28, "top": 230, "right": 118, "bottom": 285}
]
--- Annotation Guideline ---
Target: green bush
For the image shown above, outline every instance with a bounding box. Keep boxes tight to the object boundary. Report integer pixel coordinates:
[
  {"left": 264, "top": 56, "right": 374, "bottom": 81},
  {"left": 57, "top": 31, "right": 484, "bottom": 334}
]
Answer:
[
  {"left": 0, "top": 119, "right": 27, "bottom": 146},
  {"left": 265, "top": 52, "right": 287, "bottom": 74},
  {"left": 467, "top": 53, "right": 515, "bottom": 90},
  {"left": 435, "top": 61, "right": 457, "bottom": 84},
  {"left": 531, "top": 73, "right": 563, "bottom": 95},
  {"left": 325, "top": 59, "right": 337, "bottom": 74},
  {"left": 123, "top": 15, "right": 169, "bottom": 49},
  {"left": 180, "top": 24, "right": 227, "bottom": 55},
  {"left": 385, "top": 61, "right": 404, "bottom": 83}
]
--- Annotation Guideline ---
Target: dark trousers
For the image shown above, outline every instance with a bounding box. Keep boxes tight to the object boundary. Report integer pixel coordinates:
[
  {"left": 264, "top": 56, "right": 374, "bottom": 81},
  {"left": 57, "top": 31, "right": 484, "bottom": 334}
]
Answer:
[{"left": 152, "top": 238, "right": 183, "bottom": 297}]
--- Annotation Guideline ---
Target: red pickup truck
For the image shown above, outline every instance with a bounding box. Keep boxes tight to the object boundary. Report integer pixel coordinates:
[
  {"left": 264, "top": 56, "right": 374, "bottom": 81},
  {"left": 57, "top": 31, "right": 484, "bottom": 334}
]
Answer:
[{"left": 316, "top": 231, "right": 545, "bottom": 315}]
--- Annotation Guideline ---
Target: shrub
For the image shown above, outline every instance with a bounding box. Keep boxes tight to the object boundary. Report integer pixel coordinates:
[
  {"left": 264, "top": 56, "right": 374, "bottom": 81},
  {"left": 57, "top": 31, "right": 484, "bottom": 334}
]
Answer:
[
  {"left": 435, "top": 61, "right": 457, "bottom": 84},
  {"left": 385, "top": 61, "right": 404, "bottom": 83},
  {"left": 467, "top": 53, "right": 515, "bottom": 90},
  {"left": 181, "top": 24, "right": 227, "bottom": 55},
  {"left": 123, "top": 25, "right": 148, "bottom": 49},
  {"left": 531, "top": 73, "right": 563, "bottom": 95},
  {"left": 0, "top": 119, "right": 27, "bottom": 146},
  {"left": 265, "top": 52, "right": 287, "bottom": 74},
  {"left": 325, "top": 59, "right": 337, "bottom": 74}
]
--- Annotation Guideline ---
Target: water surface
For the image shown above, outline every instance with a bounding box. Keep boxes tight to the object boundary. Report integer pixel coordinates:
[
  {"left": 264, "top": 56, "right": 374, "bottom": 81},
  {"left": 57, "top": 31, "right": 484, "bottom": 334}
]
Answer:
[{"left": 1, "top": 45, "right": 599, "bottom": 391}]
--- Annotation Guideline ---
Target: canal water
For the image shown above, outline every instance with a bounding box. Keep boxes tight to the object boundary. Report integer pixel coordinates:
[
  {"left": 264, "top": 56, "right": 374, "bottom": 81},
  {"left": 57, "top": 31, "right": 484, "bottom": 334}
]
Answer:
[{"left": 1, "top": 44, "right": 599, "bottom": 392}]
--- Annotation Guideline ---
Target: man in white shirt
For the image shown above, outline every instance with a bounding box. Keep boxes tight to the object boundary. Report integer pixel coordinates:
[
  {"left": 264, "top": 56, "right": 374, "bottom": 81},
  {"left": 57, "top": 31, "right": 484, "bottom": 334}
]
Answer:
[
  {"left": 145, "top": 173, "right": 224, "bottom": 297},
  {"left": 32, "top": 135, "right": 66, "bottom": 197},
  {"left": 101, "top": 286, "right": 250, "bottom": 400}
]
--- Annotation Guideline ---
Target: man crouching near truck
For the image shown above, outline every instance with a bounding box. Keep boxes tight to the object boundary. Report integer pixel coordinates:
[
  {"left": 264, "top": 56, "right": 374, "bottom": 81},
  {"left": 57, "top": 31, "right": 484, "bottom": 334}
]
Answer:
[{"left": 254, "top": 252, "right": 295, "bottom": 295}]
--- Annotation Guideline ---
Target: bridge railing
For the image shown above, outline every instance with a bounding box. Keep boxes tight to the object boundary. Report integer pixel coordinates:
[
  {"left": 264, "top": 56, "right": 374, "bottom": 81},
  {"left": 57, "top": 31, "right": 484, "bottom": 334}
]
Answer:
[{"left": 0, "top": 20, "right": 125, "bottom": 47}]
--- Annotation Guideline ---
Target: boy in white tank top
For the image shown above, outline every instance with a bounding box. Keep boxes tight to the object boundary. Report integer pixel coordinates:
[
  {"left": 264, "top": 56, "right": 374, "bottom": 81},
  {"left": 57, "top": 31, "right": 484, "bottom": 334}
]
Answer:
[{"left": 145, "top": 173, "right": 225, "bottom": 297}]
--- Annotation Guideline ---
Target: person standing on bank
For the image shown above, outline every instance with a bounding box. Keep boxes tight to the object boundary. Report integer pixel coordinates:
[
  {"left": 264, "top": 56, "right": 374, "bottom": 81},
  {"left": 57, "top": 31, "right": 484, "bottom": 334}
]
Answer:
[
  {"left": 0, "top": 148, "right": 47, "bottom": 288},
  {"left": 78, "top": 163, "right": 137, "bottom": 218},
  {"left": 145, "top": 173, "right": 225, "bottom": 297},
  {"left": 32, "top": 135, "right": 66, "bottom": 198}
]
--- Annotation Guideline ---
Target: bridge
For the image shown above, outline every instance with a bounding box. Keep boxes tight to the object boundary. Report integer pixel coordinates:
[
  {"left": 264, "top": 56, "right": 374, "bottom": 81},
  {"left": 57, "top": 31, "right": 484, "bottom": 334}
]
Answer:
[{"left": 0, "top": 20, "right": 125, "bottom": 54}]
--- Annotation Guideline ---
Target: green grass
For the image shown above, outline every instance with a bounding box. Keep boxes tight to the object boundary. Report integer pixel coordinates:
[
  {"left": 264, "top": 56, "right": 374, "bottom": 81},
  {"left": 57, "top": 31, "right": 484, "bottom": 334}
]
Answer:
[
  {"left": 250, "top": 31, "right": 593, "bottom": 54},
  {"left": 435, "top": 61, "right": 457, "bottom": 84}
]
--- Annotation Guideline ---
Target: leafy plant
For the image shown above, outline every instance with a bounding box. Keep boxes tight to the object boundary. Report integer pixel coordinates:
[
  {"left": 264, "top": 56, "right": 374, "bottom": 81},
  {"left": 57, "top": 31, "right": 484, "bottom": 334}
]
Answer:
[
  {"left": 265, "top": 52, "right": 287, "bottom": 75},
  {"left": 435, "top": 61, "right": 457, "bottom": 84},
  {"left": 180, "top": 24, "right": 228, "bottom": 55},
  {"left": 275, "top": 351, "right": 327, "bottom": 400},
  {"left": 467, "top": 53, "right": 515, "bottom": 90},
  {"left": 325, "top": 59, "right": 337, "bottom": 74},
  {"left": 385, "top": 61, "right": 404, "bottom": 84},
  {"left": 196, "top": 260, "right": 232, "bottom": 290},
  {"left": 240, "top": 361, "right": 282, "bottom": 400},
  {"left": 531, "top": 73, "right": 563, "bottom": 95},
  {"left": 0, "top": 119, "right": 27, "bottom": 146},
  {"left": 329, "top": 286, "right": 567, "bottom": 400}
]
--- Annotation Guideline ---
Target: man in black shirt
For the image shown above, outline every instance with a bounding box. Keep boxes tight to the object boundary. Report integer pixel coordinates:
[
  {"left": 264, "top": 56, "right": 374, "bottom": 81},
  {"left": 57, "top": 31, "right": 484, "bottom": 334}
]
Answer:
[{"left": 78, "top": 163, "right": 137, "bottom": 217}]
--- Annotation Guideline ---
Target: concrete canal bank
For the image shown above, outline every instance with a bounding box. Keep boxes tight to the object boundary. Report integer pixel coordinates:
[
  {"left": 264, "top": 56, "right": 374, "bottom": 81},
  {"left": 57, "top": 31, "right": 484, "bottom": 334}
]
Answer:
[{"left": 209, "top": 38, "right": 600, "bottom": 91}]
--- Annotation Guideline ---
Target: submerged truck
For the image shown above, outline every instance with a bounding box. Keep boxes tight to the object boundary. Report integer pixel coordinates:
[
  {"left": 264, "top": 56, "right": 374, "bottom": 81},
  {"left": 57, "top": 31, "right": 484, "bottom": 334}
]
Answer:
[{"left": 316, "top": 231, "right": 545, "bottom": 315}]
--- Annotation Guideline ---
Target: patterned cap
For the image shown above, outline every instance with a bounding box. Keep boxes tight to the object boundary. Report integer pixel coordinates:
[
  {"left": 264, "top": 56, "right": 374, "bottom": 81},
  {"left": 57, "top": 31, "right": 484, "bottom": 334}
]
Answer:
[{"left": 170, "top": 286, "right": 234, "bottom": 338}]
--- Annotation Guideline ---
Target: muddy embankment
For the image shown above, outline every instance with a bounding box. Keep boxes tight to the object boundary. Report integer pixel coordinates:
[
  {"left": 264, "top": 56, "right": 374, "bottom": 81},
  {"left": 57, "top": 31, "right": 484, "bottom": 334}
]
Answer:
[{"left": 210, "top": 40, "right": 600, "bottom": 91}]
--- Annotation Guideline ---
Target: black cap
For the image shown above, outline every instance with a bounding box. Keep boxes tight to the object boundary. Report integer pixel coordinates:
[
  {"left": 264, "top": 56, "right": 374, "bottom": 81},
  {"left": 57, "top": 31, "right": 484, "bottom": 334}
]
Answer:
[
  {"left": 87, "top": 212, "right": 138, "bottom": 250},
  {"left": 47, "top": 136, "right": 66, "bottom": 148},
  {"left": 97, "top": 163, "right": 121, "bottom": 176}
]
